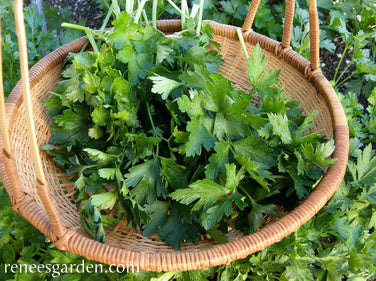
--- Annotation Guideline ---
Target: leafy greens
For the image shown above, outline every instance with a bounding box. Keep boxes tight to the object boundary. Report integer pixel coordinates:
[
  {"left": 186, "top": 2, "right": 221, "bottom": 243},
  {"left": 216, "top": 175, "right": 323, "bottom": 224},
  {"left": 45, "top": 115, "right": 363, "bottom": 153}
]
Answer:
[{"left": 43, "top": 11, "right": 335, "bottom": 249}]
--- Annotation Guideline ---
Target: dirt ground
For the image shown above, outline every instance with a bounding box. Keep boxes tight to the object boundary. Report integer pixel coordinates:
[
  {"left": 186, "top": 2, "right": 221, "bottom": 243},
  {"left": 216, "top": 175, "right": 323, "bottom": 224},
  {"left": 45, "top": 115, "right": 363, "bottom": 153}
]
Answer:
[{"left": 43, "top": 0, "right": 104, "bottom": 29}]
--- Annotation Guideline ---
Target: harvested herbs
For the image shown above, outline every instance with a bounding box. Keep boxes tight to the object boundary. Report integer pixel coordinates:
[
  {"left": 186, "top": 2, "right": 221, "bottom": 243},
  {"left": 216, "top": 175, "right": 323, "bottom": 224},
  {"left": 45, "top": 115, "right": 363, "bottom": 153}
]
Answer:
[{"left": 42, "top": 6, "right": 335, "bottom": 249}]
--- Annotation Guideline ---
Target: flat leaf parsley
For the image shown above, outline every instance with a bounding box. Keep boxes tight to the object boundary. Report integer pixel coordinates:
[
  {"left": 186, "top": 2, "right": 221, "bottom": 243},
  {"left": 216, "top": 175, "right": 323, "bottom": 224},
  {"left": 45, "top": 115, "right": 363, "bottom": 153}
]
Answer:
[{"left": 43, "top": 11, "right": 335, "bottom": 249}]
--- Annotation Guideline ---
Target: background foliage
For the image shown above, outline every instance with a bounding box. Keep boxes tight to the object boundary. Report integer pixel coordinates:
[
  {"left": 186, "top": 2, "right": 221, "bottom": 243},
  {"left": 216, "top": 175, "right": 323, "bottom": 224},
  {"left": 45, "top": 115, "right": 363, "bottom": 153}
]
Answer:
[{"left": 1, "top": 0, "right": 376, "bottom": 279}]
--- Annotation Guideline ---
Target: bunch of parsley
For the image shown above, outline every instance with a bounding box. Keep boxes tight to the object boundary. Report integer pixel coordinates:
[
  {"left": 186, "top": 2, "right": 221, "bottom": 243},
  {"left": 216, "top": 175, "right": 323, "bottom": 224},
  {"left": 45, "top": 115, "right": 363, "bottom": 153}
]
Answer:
[{"left": 43, "top": 11, "right": 334, "bottom": 249}]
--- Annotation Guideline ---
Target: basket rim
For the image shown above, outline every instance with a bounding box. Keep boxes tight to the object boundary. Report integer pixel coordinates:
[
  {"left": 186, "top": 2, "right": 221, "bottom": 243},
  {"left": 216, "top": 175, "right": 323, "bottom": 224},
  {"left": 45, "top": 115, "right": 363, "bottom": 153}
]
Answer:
[{"left": 0, "top": 19, "right": 349, "bottom": 272}]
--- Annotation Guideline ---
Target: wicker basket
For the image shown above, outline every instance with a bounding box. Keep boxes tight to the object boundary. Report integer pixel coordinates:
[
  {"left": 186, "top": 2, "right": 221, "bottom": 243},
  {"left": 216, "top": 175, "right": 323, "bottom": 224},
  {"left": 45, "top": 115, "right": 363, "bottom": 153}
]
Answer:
[{"left": 0, "top": 0, "right": 349, "bottom": 272}]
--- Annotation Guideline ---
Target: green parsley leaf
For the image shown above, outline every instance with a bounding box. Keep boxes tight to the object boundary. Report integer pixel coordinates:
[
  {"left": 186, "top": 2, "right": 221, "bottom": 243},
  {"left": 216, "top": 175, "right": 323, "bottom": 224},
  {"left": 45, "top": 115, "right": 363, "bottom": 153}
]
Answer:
[
  {"left": 91, "top": 192, "right": 117, "bottom": 210},
  {"left": 207, "top": 224, "right": 228, "bottom": 244},
  {"left": 246, "top": 202, "right": 277, "bottom": 234},
  {"left": 268, "top": 113, "right": 293, "bottom": 144},
  {"left": 160, "top": 157, "right": 190, "bottom": 190},
  {"left": 232, "top": 137, "right": 276, "bottom": 167},
  {"left": 205, "top": 140, "right": 231, "bottom": 179},
  {"left": 142, "top": 200, "right": 170, "bottom": 237},
  {"left": 185, "top": 117, "right": 216, "bottom": 156},
  {"left": 125, "top": 158, "right": 164, "bottom": 204},
  {"left": 50, "top": 106, "right": 90, "bottom": 145},
  {"left": 149, "top": 74, "right": 183, "bottom": 100},
  {"left": 170, "top": 179, "right": 229, "bottom": 211},
  {"left": 117, "top": 45, "right": 154, "bottom": 84},
  {"left": 98, "top": 168, "right": 117, "bottom": 180},
  {"left": 301, "top": 139, "right": 336, "bottom": 166}
]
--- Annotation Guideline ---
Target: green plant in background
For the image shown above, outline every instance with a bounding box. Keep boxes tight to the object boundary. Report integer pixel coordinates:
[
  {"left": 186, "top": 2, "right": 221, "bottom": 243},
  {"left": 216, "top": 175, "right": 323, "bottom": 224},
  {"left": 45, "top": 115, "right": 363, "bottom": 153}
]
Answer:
[
  {"left": 290, "top": 2, "right": 335, "bottom": 60},
  {"left": 327, "top": 12, "right": 376, "bottom": 96},
  {"left": 0, "top": 0, "right": 85, "bottom": 97},
  {"left": 331, "top": 0, "right": 376, "bottom": 35}
]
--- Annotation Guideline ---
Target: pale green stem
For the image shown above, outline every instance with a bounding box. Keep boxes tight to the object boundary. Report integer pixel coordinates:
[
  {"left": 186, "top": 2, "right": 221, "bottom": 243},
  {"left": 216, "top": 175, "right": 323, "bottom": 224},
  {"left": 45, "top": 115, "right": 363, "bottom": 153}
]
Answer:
[
  {"left": 142, "top": 9, "right": 148, "bottom": 23},
  {"left": 196, "top": 0, "right": 205, "bottom": 36},
  {"left": 335, "top": 60, "right": 354, "bottom": 85},
  {"left": 181, "top": 0, "right": 187, "bottom": 28},
  {"left": 62, "top": 23, "right": 107, "bottom": 41},
  {"left": 86, "top": 32, "right": 99, "bottom": 53},
  {"left": 238, "top": 184, "right": 255, "bottom": 205},
  {"left": 134, "top": 0, "right": 148, "bottom": 23},
  {"left": 183, "top": 0, "right": 189, "bottom": 14},
  {"left": 333, "top": 43, "right": 351, "bottom": 83},
  {"left": 336, "top": 72, "right": 356, "bottom": 88},
  {"left": 146, "top": 101, "right": 159, "bottom": 138},
  {"left": 113, "top": 0, "right": 120, "bottom": 17},
  {"left": 100, "top": 2, "right": 114, "bottom": 30},
  {"left": 236, "top": 28, "right": 250, "bottom": 60},
  {"left": 152, "top": 0, "right": 158, "bottom": 29},
  {"left": 129, "top": 0, "right": 135, "bottom": 14},
  {"left": 166, "top": 0, "right": 189, "bottom": 19}
]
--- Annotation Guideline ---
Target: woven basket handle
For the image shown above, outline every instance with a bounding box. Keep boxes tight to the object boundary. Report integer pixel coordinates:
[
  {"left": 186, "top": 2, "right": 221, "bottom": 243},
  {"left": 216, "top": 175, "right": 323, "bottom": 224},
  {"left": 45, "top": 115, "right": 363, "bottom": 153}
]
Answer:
[
  {"left": 242, "top": 0, "right": 320, "bottom": 70},
  {"left": 8, "top": 0, "right": 67, "bottom": 237}
]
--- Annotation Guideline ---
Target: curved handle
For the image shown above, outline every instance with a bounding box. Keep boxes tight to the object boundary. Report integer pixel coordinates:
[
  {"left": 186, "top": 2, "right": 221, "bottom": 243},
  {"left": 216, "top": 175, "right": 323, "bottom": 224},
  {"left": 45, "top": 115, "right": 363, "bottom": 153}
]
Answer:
[
  {"left": 308, "top": 0, "right": 320, "bottom": 70},
  {"left": 13, "top": 0, "right": 66, "bottom": 237},
  {"left": 241, "top": 0, "right": 261, "bottom": 33},
  {"left": 242, "top": 0, "right": 320, "bottom": 70}
]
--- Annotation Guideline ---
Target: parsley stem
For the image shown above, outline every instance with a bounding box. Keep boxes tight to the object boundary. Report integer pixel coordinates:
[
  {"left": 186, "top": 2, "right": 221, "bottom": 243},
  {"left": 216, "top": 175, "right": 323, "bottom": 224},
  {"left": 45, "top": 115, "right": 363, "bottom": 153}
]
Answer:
[
  {"left": 152, "top": 0, "right": 158, "bottom": 30},
  {"left": 335, "top": 60, "right": 354, "bottom": 86},
  {"left": 134, "top": 0, "right": 147, "bottom": 24},
  {"left": 196, "top": 0, "right": 205, "bottom": 36},
  {"left": 146, "top": 101, "right": 159, "bottom": 138},
  {"left": 61, "top": 23, "right": 107, "bottom": 41},
  {"left": 181, "top": 0, "right": 187, "bottom": 28},
  {"left": 166, "top": 0, "right": 189, "bottom": 19},
  {"left": 335, "top": 72, "right": 356, "bottom": 89},
  {"left": 236, "top": 28, "right": 250, "bottom": 60},
  {"left": 142, "top": 7, "right": 149, "bottom": 23},
  {"left": 86, "top": 32, "right": 99, "bottom": 53},
  {"left": 100, "top": 2, "right": 114, "bottom": 30},
  {"left": 113, "top": 0, "right": 121, "bottom": 17},
  {"left": 238, "top": 184, "right": 255, "bottom": 205},
  {"left": 333, "top": 42, "right": 351, "bottom": 83},
  {"left": 146, "top": 101, "right": 169, "bottom": 142}
]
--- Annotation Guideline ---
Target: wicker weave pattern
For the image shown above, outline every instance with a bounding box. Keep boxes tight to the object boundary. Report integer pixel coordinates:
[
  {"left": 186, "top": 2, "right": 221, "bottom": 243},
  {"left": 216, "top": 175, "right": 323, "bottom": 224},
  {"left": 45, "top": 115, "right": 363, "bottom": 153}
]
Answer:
[{"left": 0, "top": 1, "right": 349, "bottom": 272}]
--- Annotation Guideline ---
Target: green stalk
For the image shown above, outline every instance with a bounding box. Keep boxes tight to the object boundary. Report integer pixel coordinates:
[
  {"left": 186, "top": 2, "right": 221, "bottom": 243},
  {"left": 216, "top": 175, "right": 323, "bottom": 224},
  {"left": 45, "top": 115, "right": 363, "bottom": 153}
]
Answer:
[
  {"left": 238, "top": 184, "right": 255, "bottom": 206},
  {"left": 130, "top": 0, "right": 135, "bottom": 14},
  {"left": 61, "top": 23, "right": 107, "bottom": 41},
  {"left": 181, "top": 0, "right": 187, "bottom": 29},
  {"left": 142, "top": 9, "right": 149, "bottom": 23},
  {"left": 100, "top": 2, "right": 114, "bottom": 30},
  {"left": 196, "top": 0, "right": 205, "bottom": 36},
  {"left": 112, "top": 0, "right": 120, "bottom": 18},
  {"left": 86, "top": 32, "right": 99, "bottom": 53},
  {"left": 113, "top": 0, "right": 120, "bottom": 18},
  {"left": 183, "top": 0, "right": 189, "bottom": 15},
  {"left": 134, "top": 0, "right": 148, "bottom": 24},
  {"left": 146, "top": 101, "right": 161, "bottom": 157},
  {"left": 152, "top": 0, "right": 158, "bottom": 29},
  {"left": 335, "top": 60, "right": 354, "bottom": 85},
  {"left": 236, "top": 28, "right": 250, "bottom": 60},
  {"left": 166, "top": 0, "right": 189, "bottom": 19},
  {"left": 332, "top": 43, "right": 351, "bottom": 84},
  {"left": 101, "top": 0, "right": 111, "bottom": 13},
  {"left": 336, "top": 72, "right": 356, "bottom": 88},
  {"left": 146, "top": 101, "right": 159, "bottom": 138}
]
